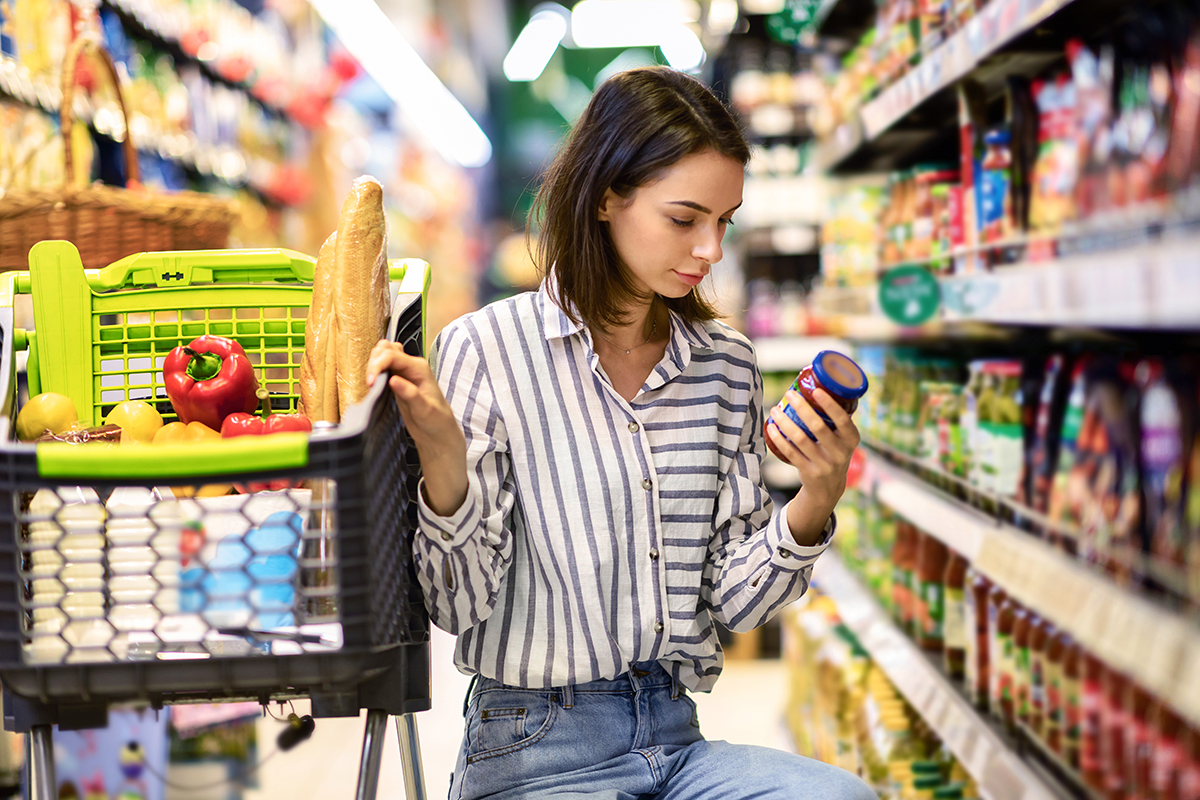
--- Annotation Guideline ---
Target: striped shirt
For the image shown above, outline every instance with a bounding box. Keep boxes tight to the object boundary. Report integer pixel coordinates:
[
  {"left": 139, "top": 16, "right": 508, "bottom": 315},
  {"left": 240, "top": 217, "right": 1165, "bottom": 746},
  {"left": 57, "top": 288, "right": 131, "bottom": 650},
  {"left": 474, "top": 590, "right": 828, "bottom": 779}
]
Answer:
[{"left": 413, "top": 283, "right": 835, "bottom": 693}]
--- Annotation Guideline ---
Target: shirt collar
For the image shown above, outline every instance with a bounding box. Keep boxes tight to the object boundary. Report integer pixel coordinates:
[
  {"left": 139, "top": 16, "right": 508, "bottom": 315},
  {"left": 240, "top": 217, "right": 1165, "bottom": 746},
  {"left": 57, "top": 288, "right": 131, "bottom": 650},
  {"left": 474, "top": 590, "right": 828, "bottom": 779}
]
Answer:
[{"left": 537, "top": 279, "right": 716, "bottom": 352}]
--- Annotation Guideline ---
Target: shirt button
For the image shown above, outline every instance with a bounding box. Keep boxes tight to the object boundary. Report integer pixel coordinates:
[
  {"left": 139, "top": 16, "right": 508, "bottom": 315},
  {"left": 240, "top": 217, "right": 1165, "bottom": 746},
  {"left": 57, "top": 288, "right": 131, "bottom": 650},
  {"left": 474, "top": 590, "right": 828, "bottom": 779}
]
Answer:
[
  {"left": 778, "top": 547, "right": 791, "bottom": 559},
  {"left": 654, "top": 621, "right": 664, "bottom": 633},
  {"left": 641, "top": 478, "right": 653, "bottom": 490},
  {"left": 628, "top": 421, "right": 640, "bottom": 433},
  {"left": 649, "top": 548, "right": 659, "bottom": 560},
  {"left": 441, "top": 531, "right": 453, "bottom": 542}
]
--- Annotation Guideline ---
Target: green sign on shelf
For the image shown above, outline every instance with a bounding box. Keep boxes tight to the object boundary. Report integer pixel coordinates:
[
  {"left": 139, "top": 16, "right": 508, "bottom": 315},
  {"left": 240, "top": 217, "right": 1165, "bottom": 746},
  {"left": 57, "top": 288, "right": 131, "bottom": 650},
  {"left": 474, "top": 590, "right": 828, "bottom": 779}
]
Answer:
[{"left": 879, "top": 266, "right": 941, "bottom": 326}]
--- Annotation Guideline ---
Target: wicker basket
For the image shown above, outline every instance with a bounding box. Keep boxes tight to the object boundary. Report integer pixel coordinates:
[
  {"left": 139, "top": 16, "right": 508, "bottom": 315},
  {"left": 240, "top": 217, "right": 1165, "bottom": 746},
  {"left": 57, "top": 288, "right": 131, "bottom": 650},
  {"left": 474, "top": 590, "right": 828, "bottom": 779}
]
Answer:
[{"left": 0, "top": 37, "right": 239, "bottom": 271}]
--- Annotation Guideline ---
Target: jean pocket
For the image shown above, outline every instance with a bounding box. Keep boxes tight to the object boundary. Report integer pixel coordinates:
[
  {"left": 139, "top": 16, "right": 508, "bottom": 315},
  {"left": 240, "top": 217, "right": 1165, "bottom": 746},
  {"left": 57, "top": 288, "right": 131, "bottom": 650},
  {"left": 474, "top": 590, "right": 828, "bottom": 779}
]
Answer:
[{"left": 466, "top": 690, "right": 558, "bottom": 763}]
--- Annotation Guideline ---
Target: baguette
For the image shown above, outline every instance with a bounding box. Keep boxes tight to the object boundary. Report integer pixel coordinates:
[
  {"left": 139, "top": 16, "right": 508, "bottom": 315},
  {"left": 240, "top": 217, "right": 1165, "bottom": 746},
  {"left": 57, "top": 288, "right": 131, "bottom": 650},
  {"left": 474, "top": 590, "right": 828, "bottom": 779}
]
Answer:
[
  {"left": 334, "top": 176, "right": 390, "bottom": 412},
  {"left": 299, "top": 231, "right": 339, "bottom": 422}
]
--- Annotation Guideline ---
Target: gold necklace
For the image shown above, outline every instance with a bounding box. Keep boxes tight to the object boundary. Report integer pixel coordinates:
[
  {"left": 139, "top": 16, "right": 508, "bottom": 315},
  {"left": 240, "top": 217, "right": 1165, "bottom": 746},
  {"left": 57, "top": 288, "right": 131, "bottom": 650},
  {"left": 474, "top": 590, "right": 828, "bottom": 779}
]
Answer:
[{"left": 596, "top": 310, "right": 659, "bottom": 355}]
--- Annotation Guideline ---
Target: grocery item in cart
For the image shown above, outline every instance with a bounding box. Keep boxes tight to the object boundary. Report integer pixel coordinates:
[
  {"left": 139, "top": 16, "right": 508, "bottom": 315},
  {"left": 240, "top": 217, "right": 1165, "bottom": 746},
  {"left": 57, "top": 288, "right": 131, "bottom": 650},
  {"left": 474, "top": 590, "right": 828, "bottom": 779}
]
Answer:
[
  {"left": 299, "top": 232, "right": 339, "bottom": 423},
  {"left": 765, "top": 350, "right": 868, "bottom": 462},
  {"left": 334, "top": 176, "right": 390, "bottom": 413}
]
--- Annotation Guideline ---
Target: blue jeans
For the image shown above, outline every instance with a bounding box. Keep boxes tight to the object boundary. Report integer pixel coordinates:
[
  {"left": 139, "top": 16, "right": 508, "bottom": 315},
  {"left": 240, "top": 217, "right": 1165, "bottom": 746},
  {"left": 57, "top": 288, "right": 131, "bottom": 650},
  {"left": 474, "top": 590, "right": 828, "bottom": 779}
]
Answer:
[{"left": 449, "top": 661, "right": 877, "bottom": 800}]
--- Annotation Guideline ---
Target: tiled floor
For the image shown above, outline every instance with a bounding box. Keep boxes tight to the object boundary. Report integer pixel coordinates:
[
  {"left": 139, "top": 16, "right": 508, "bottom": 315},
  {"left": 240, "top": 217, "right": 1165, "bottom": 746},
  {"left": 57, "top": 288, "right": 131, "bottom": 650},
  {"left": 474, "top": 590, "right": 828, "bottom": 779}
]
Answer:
[{"left": 240, "top": 627, "right": 795, "bottom": 800}]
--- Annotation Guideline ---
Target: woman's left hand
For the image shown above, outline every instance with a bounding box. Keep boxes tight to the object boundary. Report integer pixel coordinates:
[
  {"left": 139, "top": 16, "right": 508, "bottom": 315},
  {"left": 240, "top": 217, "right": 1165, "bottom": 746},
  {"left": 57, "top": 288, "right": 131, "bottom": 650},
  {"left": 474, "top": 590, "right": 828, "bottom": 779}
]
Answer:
[{"left": 766, "top": 388, "right": 861, "bottom": 532}]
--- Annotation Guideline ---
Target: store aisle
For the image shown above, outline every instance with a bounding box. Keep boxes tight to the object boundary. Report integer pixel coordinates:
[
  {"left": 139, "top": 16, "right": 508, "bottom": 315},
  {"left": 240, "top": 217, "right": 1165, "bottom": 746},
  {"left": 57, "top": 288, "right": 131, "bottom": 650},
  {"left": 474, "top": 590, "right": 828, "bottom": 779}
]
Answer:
[{"left": 241, "top": 627, "right": 795, "bottom": 800}]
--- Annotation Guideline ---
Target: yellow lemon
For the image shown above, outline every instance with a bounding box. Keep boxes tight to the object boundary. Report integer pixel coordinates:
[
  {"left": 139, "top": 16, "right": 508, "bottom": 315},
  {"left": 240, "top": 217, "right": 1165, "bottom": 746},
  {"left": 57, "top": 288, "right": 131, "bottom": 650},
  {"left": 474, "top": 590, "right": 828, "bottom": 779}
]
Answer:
[
  {"left": 15, "top": 393, "right": 79, "bottom": 442},
  {"left": 105, "top": 401, "right": 165, "bottom": 445}
]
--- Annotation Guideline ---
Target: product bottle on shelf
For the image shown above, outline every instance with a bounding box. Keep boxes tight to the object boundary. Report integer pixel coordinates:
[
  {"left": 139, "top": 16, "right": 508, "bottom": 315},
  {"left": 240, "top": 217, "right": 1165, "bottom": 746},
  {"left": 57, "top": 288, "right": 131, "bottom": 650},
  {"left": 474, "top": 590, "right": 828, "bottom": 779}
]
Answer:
[
  {"left": 942, "top": 550, "right": 967, "bottom": 680},
  {"left": 914, "top": 530, "right": 949, "bottom": 651},
  {"left": 1126, "top": 687, "right": 1154, "bottom": 800},
  {"left": 1082, "top": 652, "right": 1107, "bottom": 790},
  {"left": 988, "top": 585, "right": 1013, "bottom": 721},
  {"left": 1012, "top": 608, "right": 1033, "bottom": 732},
  {"left": 1063, "top": 637, "right": 1082, "bottom": 770},
  {"left": 893, "top": 520, "right": 919, "bottom": 634},
  {"left": 1151, "top": 707, "right": 1182, "bottom": 800},
  {"left": 1045, "top": 628, "right": 1069, "bottom": 755},
  {"left": 1104, "top": 669, "right": 1129, "bottom": 800},
  {"left": 1029, "top": 617, "right": 1052, "bottom": 741},
  {"left": 964, "top": 568, "right": 991, "bottom": 710}
]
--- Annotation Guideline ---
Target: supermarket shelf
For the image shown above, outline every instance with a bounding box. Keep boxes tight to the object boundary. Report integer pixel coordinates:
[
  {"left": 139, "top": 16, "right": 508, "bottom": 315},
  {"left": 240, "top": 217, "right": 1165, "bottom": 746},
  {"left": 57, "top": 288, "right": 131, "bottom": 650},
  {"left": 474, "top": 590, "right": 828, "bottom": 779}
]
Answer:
[
  {"left": 814, "top": 0, "right": 1090, "bottom": 172},
  {"left": 813, "top": 0, "right": 877, "bottom": 41},
  {"left": 101, "top": 0, "right": 290, "bottom": 121},
  {"left": 811, "top": 553, "right": 1070, "bottom": 800},
  {"left": 812, "top": 232, "right": 1200, "bottom": 337},
  {"left": 861, "top": 446, "right": 1200, "bottom": 729},
  {"left": 754, "top": 336, "right": 852, "bottom": 374}
]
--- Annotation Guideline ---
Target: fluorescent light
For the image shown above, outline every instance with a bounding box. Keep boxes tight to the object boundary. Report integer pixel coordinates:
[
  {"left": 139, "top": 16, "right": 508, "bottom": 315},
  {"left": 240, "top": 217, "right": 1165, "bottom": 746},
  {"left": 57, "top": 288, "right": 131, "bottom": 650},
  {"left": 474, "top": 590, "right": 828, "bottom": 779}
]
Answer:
[
  {"left": 570, "top": 0, "right": 700, "bottom": 48},
  {"left": 504, "top": 8, "right": 569, "bottom": 82},
  {"left": 658, "top": 26, "right": 705, "bottom": 71},
  {"left": 309, "top": 0, "right": 492, "bottom": 168},
  {"left": 707, "top": 0, "right": 739, "bottom": 35}
]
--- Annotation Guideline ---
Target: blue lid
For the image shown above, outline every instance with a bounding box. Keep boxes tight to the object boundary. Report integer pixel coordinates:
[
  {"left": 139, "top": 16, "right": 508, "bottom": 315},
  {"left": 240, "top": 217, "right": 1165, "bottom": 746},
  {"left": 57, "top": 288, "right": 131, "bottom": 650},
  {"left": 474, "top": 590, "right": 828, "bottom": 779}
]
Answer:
[
  {"left": 812, "top": 351, "right": 868, "bottom": 400},
  {"left": 984, "top": 128, "right": 1011, "bottom": 145}
]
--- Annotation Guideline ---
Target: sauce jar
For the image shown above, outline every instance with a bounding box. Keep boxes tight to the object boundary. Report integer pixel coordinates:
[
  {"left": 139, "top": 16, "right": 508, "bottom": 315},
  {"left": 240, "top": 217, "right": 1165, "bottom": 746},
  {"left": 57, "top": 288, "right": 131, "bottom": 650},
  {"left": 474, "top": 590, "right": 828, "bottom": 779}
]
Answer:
[{"left": 765, "top": 350, "right": 868, "bottom": 461}]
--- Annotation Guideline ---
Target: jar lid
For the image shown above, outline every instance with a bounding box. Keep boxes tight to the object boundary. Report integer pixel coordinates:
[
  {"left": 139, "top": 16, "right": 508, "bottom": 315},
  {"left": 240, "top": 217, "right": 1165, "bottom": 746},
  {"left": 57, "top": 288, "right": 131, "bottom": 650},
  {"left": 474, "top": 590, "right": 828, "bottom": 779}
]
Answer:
[{"left": 812, "top": 351, "right": 868, "bottom": 400}]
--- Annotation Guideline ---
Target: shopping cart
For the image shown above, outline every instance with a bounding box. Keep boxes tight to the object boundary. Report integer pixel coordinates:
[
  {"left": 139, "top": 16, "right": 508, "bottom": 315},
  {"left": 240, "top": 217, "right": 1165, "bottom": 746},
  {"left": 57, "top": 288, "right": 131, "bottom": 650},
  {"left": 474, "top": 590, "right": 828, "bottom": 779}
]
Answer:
[{"left": 0, "top": 241, "right": 432, "bottom": 800}]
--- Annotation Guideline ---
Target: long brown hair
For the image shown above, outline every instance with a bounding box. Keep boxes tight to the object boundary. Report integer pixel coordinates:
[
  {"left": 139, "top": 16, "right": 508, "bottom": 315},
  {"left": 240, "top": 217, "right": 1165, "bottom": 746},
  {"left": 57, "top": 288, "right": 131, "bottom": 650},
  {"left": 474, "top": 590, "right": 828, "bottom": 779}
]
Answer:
[{"left": 529, "top": 66, "right": 750, "bottom": 332}]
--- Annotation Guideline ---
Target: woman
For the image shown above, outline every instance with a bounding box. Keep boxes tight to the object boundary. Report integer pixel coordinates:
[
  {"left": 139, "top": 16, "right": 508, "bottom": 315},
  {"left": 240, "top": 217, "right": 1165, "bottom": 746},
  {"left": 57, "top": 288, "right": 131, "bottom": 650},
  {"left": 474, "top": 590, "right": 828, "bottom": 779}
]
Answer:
[{"left": 367, "top": 66, "right": 873, "bottom": 800}]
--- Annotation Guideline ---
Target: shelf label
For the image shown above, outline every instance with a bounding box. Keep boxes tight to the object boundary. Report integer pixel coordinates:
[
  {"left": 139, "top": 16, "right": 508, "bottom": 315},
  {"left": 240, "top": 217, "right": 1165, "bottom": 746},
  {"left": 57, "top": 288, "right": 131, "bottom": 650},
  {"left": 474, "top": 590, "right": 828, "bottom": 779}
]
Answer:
[{"left": 879, "top": 266, "right": 941, "bottom": 326}]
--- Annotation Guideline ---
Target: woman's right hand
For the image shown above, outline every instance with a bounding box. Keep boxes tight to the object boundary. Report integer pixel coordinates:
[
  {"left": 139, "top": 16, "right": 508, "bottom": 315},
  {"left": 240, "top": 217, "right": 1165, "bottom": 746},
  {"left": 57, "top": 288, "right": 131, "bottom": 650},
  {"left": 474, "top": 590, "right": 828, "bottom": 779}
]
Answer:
[{"left": 367, "top": 340, "right": 468, "bottom": 516}]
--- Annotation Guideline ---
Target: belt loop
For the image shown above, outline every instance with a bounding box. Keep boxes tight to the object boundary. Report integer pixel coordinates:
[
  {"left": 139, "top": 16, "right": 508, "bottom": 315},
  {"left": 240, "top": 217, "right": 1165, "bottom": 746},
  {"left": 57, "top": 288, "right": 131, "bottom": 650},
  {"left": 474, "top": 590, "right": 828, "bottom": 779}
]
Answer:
[
  {"left": 462, "top": 673, "right": 479, "bottom": 717},
  {"left": 670, "top": 669, "right": 681, "bottom": 701},
  {"left": 560, "top": 683, "right": 574, "bottom": 709}
]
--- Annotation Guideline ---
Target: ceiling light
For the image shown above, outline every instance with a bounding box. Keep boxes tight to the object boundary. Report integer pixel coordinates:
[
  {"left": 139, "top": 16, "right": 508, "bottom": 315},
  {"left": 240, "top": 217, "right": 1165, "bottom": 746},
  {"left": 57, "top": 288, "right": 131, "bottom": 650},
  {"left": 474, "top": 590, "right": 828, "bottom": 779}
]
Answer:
[
  {"left": 504, "top": 7, "right": 570, "bottom": 82},
  {"left": 658, "top": 26, "right": 705, "bottom": 71},
  {"left": 309, "top": 0, "right": 492, "bottom": 168},
  {"left": 707, "top": 0, "right": 739, "bottom": 35},
  {"left": 570, "top": 0, "right": 700, "bottom": 48}
]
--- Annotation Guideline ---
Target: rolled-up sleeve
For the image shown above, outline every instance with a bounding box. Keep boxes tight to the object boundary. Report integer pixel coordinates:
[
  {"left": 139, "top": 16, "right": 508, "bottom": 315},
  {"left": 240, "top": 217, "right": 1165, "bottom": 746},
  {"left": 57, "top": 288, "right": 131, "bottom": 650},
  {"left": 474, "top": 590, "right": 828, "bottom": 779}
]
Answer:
[{"left": 412, "top": 320, "right": 517, "bottom": 634}]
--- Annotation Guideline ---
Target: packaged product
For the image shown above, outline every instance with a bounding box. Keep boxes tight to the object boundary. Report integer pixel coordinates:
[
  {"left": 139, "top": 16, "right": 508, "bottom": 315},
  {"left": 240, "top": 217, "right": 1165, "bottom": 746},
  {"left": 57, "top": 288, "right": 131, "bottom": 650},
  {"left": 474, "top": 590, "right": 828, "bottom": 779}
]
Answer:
[
  {"left": 942, "top": 550, "right": 968, "bottom": 680},
  {"left": 988, "top": 586, "right": 1013, "bottom": 726},
  {"left": 1069, "top": 40, "right": 1116, "bottom": 219},
  {"left": 914, "top": 530, "right": 948, "bottom": 651},
  {"left": 1028, "top": 617, "right": 1052, "bottom": 739},
  {"left": 1186, "top": 396, "right": 1200, "bottom": 606},
  {"left": 978, "top": 361, "right": 1024, "bottom": 499},
  {"left": 964, "top": 568, "right": 991, "bottom": 710},
  {"left": 1006, "top": 77, "right": 1039, "bottom": 235},
  {"left": 1047, "top": 358, "right": 1090, "bottom": 541},
  {"left": 978, "top": 128, "right": 1014, "bottom": 243},
  {"left": 1150, "top": 707, "right": 1183, "bottom": 800},
  {"left": 911, "top": 168, "right": 959, "bottom": 263},
  {"left": 937, "top": 384, "right": 966, "bottom": 478},
  {"left": 1028, "top": 74, "right": 1080, "bottom": 232},
  {"left": 1125, "top": 688, "right": 1154, "bottom": 800},
  {"left": 765, "top": 351, "right": 868, "bottom": 461},
  {"left": 1025, "top": 354, "right": 1074, "bottom": 515},
  {"left": 1102, "top": 669, "right": 1129, "bottom": 798},
  {"left": 1072, "top": 361, "right": 1142, "bottom": 581},
  {"left": 1168, "top": 29, "right": 1200, "bottom": 191},
  {"left": 1081, "top": 652, "right": 1105, "bottom": 790},
  {"left": 1045, "top": 628, "right": 1068, "bottom": 754},
  {"left": 893, "top": 520, "right": 920, "bottom": 634},
  {"left": 1011, "top": 608, "right": 1032, "bottom": 730},
  {"left": 1064, "top": 639, "right": 1083, "bottom": 770},
  {"left": 1137, "top": 359, "right": 1191, "bottom": 593}
]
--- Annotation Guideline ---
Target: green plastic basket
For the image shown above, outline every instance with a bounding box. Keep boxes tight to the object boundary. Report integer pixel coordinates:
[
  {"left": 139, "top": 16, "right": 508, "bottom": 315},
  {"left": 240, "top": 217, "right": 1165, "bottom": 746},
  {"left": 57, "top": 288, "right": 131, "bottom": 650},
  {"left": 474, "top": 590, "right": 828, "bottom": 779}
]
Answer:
[{"left": 1, "top": 240, "right": 429, "bottom": 480}]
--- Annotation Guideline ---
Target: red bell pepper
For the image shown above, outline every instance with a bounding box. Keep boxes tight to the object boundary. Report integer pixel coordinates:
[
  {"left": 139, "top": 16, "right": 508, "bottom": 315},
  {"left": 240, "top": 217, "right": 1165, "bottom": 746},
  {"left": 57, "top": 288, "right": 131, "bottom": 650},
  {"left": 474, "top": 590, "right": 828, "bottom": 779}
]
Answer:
[
  {"left": 164, "top": 336, "right": 260, "bottom": 431},
  {"left": 221, "top": 389, "right": 313, "bottom": 493},
  {"left": 221, "top": 389, "right": 313, "bottom": 438}
]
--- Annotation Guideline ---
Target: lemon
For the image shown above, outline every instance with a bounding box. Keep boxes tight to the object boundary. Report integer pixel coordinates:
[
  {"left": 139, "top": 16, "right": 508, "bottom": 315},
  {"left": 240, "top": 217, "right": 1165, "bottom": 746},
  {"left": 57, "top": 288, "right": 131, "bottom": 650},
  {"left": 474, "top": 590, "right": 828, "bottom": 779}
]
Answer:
[
  {"left": 15, "top": 393, "right": 79, "bottom": 442},
  {"left": 105, "top": 401, "right": 165, "bottom": 445}
]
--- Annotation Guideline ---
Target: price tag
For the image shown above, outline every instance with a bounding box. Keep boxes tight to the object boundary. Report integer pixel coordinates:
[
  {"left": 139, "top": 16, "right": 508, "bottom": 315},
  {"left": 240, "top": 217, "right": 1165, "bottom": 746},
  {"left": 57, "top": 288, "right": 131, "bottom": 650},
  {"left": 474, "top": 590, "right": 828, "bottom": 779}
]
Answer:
[{"left": 879, "top": 266, "right": 941, "bottom": 326}]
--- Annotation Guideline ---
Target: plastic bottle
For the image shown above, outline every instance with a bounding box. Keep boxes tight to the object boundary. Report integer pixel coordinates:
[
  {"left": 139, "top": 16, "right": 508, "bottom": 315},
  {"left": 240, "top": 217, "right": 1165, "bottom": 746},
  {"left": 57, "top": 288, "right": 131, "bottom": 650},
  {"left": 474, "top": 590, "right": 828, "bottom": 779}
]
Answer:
[
  {"left": 987, "top": 585, "right": 1011, "bottom": 721},
  {"left": 1082, "top": 652, "right": 1107, "bottom": 790},
  {"left": 964, "top": 568, "right": 991, "bottom": 710},
  {"left": 1104, "top": 670, "right": 1129, "bottom": 800},
  {"left": 1012, "top": 608, "right": 1032, "bottom": 732},
  {"left": 1151, "top": 706, "right": 1181, "bottom": 800},
  {"left": 942, "top": 550, "right": 968, "bottom": 680},
  {"left": 1126, "top": 688, "right": 1153, "bottom": 800},
  {"left": 1029, "top": 617, "right": 1053, "bottom": 741},
  {"left": 1045, "top": 629, "right": 1068, "bottom": 755},
  {"left": 1064, "top": 638, "right": 1082, "bottom": 770},
  {"left": 914, "top": 531, "right": 949, "bottom": 651},
  {"left": 893, "top": 521, "right": 919, "bottom": 633}
]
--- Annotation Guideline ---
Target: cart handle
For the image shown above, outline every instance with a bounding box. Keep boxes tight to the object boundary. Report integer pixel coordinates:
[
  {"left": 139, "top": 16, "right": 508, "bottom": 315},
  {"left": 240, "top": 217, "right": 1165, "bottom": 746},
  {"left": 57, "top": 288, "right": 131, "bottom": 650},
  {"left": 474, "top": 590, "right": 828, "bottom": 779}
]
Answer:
[
  {"left": 8, "top": 251, "right": 414, "bottom": 294},
  {"left": 35, "top": 432, "right": 309, "bottom": 480}
]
